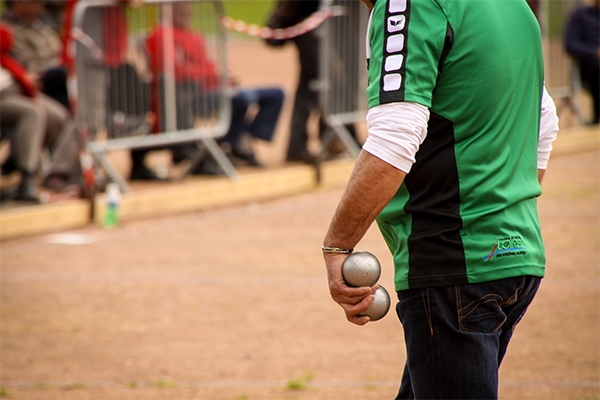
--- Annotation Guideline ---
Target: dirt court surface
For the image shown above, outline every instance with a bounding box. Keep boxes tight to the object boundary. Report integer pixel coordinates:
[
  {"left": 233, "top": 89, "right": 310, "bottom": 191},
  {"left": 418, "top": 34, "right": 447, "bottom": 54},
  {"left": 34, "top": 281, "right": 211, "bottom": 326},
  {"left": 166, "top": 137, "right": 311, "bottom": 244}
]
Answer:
[
  {"left": 1, "top": 149, "right": 599, "bottom": 400},
  {"left": 1, "top": 37, "right": 600, "bottom": 399}
]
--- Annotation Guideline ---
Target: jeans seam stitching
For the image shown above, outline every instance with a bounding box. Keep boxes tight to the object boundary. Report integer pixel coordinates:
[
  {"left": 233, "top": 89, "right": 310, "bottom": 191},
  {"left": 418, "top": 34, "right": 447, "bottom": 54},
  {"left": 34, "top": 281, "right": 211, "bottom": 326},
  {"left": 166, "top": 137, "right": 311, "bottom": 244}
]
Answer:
[
  {"left": 501, "top": 278, "right": 526, "bottom": 306},
  {"left": 422, "top": 288, "right": 434, "bottom": 336},
  {"left": 458, "top": 293, "right": 506, "bottom": 334}
]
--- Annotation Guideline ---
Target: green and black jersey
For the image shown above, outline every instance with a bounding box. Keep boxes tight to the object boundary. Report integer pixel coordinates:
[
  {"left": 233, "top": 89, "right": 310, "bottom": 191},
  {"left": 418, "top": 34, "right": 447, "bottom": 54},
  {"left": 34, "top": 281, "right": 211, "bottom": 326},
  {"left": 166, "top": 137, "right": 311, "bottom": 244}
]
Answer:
[{"left": 366, "top": 0, "right": 546, "bottom": 290}]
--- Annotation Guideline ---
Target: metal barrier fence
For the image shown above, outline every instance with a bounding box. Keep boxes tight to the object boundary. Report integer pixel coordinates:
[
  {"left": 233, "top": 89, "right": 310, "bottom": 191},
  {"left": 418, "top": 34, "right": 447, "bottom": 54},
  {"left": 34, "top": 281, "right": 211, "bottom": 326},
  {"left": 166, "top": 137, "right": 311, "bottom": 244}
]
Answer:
[
  {"left": 72, "top": 0, "right": 589, "bottom": 193},
  {"left": 72, "top": 0, "right": 234, "bottom": 192},
  {"left": 317, "top": 0, "right": 369, "bottom": 161},
  {"left": 539, "top": 0, "right": 590, "bottom": 125}
]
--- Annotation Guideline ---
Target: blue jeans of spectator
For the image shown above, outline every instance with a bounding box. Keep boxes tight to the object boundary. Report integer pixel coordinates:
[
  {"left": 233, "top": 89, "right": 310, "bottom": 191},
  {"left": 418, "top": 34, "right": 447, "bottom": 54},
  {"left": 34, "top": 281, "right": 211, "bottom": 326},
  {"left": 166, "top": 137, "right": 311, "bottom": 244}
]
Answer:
[
  {"left": 395, "top": 275, "right": 542, "bottom": 399},
  {"left": 220, "top": 87, "right": 284, "bottom": 150}
]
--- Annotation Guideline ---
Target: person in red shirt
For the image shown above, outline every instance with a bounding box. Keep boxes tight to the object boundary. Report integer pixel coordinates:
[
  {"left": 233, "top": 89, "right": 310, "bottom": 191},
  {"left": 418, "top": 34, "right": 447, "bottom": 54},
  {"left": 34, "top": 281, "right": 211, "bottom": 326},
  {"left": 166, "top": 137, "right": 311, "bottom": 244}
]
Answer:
[{"left": 144, "top": 1, "right": 284, "bottom": 171}]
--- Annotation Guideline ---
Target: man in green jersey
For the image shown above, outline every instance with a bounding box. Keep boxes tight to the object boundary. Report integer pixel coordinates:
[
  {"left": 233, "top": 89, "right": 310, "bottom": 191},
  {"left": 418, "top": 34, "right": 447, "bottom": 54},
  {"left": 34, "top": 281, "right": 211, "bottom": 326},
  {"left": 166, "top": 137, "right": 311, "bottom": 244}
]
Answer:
[{"left": 322, "top": 0, "right": 559, "bottom": 398}]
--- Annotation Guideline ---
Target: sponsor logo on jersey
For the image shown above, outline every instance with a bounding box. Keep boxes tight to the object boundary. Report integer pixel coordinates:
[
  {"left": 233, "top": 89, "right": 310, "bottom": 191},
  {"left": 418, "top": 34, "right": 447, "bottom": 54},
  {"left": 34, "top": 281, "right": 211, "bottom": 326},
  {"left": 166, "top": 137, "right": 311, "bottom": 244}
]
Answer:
[
  {"left": 482, "top": 235, "right": 527, "bottom": 261},
  {"left": 382, "top": 0, "right": 408, "bottom": 92}
]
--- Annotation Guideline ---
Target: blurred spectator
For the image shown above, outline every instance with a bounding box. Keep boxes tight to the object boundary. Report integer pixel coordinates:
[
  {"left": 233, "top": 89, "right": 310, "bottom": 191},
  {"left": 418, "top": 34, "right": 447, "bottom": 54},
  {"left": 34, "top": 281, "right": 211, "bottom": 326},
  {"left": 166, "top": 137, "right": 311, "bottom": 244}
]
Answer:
[
  {"left": 265, "top": 0, "right": 360, "bottom": 164},
  {"left": 66, "top": 0, "right": 133, "bottom": 136},
  {"left": 564, "top": 0, "right": 600, "bottom": 124},
  {"left": 142, "top": 1, "right": 284, "bottom": 175},
  {"left": 0, "top": 24, "right": 81, "bottom": 202},
  {"left": 62, "top": 0, "right": 157, "bottom": 182},
  {"left": 1, "top": 0, "right": 70, "bottom": 111}
]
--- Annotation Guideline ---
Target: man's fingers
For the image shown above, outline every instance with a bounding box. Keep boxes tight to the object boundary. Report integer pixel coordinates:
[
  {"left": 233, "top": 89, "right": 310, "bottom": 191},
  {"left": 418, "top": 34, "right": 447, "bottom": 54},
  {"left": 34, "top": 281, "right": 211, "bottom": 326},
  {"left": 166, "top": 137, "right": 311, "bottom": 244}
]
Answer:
[
  {"left": 331, "top": 281, "right": 377, "bottom": 305},
  {"left": 348, "top": 314, "right": 371, "bottom": 326},
  {"left": 340, "top": 292, "right": 375, "bottom": 325}
]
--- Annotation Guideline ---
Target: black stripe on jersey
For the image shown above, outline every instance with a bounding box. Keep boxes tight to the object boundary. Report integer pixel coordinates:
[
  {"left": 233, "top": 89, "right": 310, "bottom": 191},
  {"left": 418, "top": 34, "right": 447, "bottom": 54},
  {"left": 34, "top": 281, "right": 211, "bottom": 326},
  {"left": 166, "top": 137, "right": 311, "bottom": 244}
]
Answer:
[
  {"left": 437, "top": 23, "right": 454, "bottom": 79},
  {"left": 378, "top": 0, "right": 410, "bottom": 104},
  {"left": 403, "top": 112, "right": 467, "bottom": 288}
]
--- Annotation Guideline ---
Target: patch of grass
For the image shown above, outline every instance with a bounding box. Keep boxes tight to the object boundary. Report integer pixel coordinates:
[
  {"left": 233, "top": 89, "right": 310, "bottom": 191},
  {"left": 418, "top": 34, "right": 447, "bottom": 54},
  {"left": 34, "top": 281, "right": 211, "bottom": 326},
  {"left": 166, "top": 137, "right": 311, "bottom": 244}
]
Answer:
[
  {"left": 364, "top": 375, "right": 385, "bottom": 391},
  {"left": 33, "top": 383, "right": 52, "bottom": 390},
  {"left": 233, "top": 395, "right": 249, "bottom": 400},
  {"left": 365, "top": 383, "right": 382, "bottom": 391},
  {"left": 64, "top": 382, "right": 88, "bottom": 390},
  {"left": 126, "top": 381, "right": 138, "bottom": 389},
  {"left": 285, "top": 373, "right": 314, "bottom": 391},
  {"left": 222, "top": 0, "right": 277, "bottom": 26},
  {"left": 0, "top": 387, "right": 10, "bottom": 398},
  {"left": 286, "top": 380, "right": 307, "bottom": 391},
  {"left": 148, "top": 379, "right": 177, "bottom": 388}
]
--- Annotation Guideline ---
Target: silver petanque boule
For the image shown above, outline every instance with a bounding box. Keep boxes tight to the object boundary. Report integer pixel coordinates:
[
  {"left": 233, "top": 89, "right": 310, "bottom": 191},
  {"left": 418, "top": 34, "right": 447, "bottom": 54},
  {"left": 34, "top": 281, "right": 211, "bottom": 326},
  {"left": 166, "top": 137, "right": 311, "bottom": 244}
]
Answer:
[
  {"left": 342, "top": 251, "right": 381, "bottom": 287},
  {"left": 359, "top": 285, "right": 391, "bottom": 321}
]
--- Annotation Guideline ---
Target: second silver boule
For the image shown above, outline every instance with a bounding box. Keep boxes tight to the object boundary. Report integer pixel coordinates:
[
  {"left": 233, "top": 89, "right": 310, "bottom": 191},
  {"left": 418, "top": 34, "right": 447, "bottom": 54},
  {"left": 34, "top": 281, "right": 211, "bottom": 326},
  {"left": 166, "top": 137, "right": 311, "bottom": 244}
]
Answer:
[{"left": 358, "top": 285, "right": 391, "bottom": 321}]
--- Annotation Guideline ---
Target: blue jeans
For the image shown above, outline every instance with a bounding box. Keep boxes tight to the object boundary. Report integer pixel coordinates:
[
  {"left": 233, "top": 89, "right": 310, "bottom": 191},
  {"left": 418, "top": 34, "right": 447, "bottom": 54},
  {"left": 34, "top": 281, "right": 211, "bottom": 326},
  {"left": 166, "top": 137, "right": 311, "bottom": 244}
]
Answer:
[
  {"left": 395, "top": 275, "right": 542, "bottom": 399},
  {"left": 220, "top": 87, "right": 284, "bottom": 149}
]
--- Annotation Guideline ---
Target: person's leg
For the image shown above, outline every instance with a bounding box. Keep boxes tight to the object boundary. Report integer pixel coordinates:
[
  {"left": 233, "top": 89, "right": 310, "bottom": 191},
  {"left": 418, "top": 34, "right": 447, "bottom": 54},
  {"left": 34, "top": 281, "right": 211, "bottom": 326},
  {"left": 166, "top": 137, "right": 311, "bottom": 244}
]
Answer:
[
  {"left": 286, "top": 32, "right": 320, "bottom": 161},
  {"left": 41, "top": 93, "right": 81, "bottom": 187},
  {"left": 587, "top": 62, "right": 599, "bottom": 124},
  {"left": 0, "top": 85, "right": 46, "bottom": 176},
  {"left": 580, "top": 59, "right": 600, "bottom": 124},
  {"left": 246, "top": 87, "right": 285, "bottom": 142},
  {"left": 0, "top": 85, "right": 46, "bottom": 201},
  {"left": 44, "top": 121, "right": 82, "bottom": 188},
  {"left": 129, "top": 148, "right": 164, "bottom": 181},
  {"left": 219, "top": 92, "right": 251, "bottom": 151},
  {"left": 496, "top": 276, "right": 542, "bottom": 366},
  {"left": 395, "top": 276, "right": 541, "bottom": 399},
  {"left": 286, "top": 83, "right": 313, "bottom": 160},
  {"left": 396, "top": 283, "right": 500, "bottom": 399},
  {"left": 396, "top": 362, "right": 414, "bottom": 399},
  {"left": 43, "top": 94, "right": 70, "bottom": 149},
  {"left": 130, "top": 148, "right": 148, "bottom": 168}
]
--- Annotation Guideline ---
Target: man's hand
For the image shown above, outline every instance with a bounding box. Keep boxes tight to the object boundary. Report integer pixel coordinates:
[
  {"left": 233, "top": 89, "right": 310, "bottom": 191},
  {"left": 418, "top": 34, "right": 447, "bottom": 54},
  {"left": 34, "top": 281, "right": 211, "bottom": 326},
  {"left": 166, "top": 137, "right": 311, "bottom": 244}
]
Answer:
[
  {"left": 322, "top": 151, "right": 406, "bottom": 325},
  {"left": 324, "top": 252, "right": 378, "bottom": 325}
]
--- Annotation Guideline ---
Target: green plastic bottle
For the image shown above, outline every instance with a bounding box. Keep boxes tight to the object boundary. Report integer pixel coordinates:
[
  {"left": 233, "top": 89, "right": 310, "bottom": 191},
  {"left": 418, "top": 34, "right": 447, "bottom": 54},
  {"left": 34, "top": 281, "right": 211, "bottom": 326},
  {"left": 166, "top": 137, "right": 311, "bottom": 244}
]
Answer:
[{"left": 103, "top": 183, "right": 121, "bottom": 228}]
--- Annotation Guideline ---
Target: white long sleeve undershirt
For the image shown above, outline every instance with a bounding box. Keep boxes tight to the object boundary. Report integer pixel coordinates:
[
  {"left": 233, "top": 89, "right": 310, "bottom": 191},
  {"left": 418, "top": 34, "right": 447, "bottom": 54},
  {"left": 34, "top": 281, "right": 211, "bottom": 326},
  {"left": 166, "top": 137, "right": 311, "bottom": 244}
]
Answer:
[{"left": 362, "top": 86, "right": 559, "bottom": 173}]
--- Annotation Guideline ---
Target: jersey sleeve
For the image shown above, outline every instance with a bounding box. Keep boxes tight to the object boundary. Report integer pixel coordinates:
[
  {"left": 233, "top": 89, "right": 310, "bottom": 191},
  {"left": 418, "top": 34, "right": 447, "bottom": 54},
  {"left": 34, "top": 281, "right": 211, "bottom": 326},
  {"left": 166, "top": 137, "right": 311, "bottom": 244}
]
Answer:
[{"left": 366, "top": 0, "right": 449, "bottom": 109}]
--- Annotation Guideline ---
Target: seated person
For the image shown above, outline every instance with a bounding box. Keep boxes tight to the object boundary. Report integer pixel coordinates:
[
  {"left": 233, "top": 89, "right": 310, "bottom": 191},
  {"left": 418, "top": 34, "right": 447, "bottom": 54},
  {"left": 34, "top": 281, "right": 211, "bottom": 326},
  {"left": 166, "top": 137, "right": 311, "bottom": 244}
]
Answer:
[
  {"left": 0, "top": 24, "right": 81, "bottom": 202},
  {"left": 1, "top": 0, "right": 70, "bottom": 111},
  {"left": 131, "top": 1, "right": 284, "bottom": 178}
]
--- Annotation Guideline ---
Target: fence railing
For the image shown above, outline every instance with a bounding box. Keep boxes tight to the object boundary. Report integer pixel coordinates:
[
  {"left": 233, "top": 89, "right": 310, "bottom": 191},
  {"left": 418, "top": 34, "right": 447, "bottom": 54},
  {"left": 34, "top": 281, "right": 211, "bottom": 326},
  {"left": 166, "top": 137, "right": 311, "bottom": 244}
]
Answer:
[
  {"left": 317, "top": 0, "right": 369, "bottom": 162},
  {"left": 72, "top": 0, "right": 234, "bottom": 192}
]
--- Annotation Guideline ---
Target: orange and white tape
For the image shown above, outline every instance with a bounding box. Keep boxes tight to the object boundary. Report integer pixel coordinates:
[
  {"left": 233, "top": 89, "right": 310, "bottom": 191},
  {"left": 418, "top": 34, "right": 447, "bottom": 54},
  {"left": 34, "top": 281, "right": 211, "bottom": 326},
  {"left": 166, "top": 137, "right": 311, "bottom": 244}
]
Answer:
[{"left": 219, "top": 6, "right": 345, "bottom": 40}]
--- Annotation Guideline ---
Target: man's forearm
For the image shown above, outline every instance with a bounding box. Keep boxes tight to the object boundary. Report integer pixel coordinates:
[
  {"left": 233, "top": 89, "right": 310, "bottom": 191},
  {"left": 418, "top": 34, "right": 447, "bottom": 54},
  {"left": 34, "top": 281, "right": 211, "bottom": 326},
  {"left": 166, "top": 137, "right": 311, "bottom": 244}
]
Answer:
[{"left": 323, "top": 151, "right": 407, "bottom": 249}]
